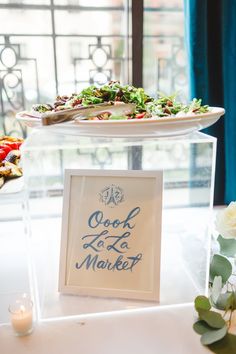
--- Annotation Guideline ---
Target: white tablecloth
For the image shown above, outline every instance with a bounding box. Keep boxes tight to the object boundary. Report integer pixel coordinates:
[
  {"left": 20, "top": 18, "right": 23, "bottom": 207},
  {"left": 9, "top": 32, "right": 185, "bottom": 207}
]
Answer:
[{"left": 0, "top": 304, "right": 211, "bottom": 354}]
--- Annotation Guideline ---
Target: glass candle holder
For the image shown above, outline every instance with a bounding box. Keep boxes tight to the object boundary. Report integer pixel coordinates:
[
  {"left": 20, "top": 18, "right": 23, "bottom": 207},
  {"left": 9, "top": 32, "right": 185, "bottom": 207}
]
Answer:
[{"left": 8, "top": 294, "right": 33, "bottom": 336}]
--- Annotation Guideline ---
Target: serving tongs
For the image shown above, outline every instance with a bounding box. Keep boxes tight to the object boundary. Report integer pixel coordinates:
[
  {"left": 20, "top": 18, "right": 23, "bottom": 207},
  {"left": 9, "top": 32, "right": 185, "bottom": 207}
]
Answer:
[{"left": 37, "top": 102, "right": 136, "bottom": 126}]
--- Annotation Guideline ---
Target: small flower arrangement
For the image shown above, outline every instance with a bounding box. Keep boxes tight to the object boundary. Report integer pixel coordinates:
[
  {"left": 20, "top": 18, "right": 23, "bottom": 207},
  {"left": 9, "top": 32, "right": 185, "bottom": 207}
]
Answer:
[{"left": 193, "top": 202, "right": 236, "bottom": 353}]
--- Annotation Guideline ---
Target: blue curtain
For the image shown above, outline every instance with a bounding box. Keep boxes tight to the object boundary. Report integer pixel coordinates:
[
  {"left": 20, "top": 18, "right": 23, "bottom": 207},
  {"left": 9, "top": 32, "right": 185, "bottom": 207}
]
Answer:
[{"left": 184, "top": 0, "right": 236, "bottom": 205}]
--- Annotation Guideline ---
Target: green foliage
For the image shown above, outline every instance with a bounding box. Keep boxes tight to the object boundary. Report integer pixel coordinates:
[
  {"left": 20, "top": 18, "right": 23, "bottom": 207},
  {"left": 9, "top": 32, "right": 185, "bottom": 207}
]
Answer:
[
  {"left": 212, "top": 276, "right": 222, "bottom": 303},
  {"left": 215, "top": 292, "right": 233, "bottom": 311},
  {"left": 201, "top": 326, "right": 227, "bottom": 346},
  {"left": 195, "top": 295, "right": 211, "bottom": 311},
  {"left": 193, "top": 320, "right": 213, "bottom": 335},
  {"left": 210, "top": 254, "right": 232, "bottom": 284},
  {"left": 217, "top": 235, "right": 236, "bottom": 257},
  {"left": 198, "top": 311, "right": 225, "bottom": 329},
  {"left": 193, "top": 303, "right": 227, "bottom": 348},
  {"left": 208, "top": 334, "right": 236, "bottom": 354},
  {"left": 225, "top": 292, "right": 236, "bottom": 311},
  {"left": 193, "top": 229, "right": 236, "bottom": 353}
]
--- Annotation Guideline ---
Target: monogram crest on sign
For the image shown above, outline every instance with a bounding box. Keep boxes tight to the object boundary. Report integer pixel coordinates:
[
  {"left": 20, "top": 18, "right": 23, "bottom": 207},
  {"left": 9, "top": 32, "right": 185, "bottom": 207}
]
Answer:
[{"left": 99, "top": 184, "right": 124, "bottom": 207}]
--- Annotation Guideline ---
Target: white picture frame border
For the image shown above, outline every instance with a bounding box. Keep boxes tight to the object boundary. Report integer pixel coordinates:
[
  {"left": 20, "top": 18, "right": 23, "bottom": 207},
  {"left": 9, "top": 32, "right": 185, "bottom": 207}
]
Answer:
[{"left": 59, "top": 169, "right": 163, "bottom": 302}]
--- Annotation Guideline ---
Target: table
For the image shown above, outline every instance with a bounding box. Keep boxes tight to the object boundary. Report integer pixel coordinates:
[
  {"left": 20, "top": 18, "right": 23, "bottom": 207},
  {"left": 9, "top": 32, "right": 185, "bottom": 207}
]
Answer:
[
  {"left": 0, "top": 131, "right": 219, "bottom": 353},
  {"left": 0, "top": 304, "right": 211, "bottom": 354}
]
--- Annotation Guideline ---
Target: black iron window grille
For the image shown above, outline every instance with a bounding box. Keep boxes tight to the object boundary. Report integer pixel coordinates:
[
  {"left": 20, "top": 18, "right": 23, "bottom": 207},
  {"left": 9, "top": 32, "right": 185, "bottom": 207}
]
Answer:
[{"left": 0, "top": 0, "right": 187, "bottom": 137}]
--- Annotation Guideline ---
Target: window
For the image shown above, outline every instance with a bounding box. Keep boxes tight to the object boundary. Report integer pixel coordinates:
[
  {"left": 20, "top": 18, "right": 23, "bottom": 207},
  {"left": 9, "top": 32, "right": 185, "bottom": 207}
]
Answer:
[
  {"left": 143, "top": 0, "right": 187, "bottom": 100},
  {"left": 0, "top": 0, "right": 187, "bottom": 137}
]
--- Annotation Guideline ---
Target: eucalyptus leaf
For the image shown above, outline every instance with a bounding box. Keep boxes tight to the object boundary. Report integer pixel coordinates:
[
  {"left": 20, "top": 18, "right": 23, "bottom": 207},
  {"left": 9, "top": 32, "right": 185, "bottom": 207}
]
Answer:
[
  {"left": 193, "top": 320, "right": 214, "bottom": 335},
  {"left": 212, "top": 276, "right": 223, "bottom": 303},
  {"left": 225, "top": 293, "right": 235, "bottom": 312},
  {"left": 201, "top": 325, "right": 227, "bottom": 345},
  {"left": 210, "top": 254, "right": 232, "bottom": 284},
  {"left": 198, "top": 310, "right": 225, "bottom": 329},
  {"left": 225, "top": 292, "right": 236, "bottom": 311},
  {"left": 217, "top": 235, "right": 236, "bottom": 257},
  {"left": 215, "top": 292, "right": 233, "bottom": 310},
  {"left": 194, "top": 295, "right": 211, "bottom": 312},
  {"left": 208, "top": 333, "right": 236, "bottom": 354}
]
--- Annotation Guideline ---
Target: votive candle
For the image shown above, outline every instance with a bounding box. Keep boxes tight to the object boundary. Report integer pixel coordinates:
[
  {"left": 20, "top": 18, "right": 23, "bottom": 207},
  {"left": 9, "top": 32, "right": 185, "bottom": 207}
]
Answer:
[{"left": 9, "top": 294, "right": 33, "bottom": 336}]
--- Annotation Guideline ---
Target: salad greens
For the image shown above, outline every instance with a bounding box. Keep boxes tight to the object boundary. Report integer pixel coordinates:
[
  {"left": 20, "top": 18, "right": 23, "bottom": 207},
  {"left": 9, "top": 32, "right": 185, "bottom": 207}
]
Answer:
[
  {"left": 67, "top": 82, "right": 153, "bottom": 113},
  {"left": 32, "top": 81, "right": 209, "bottom": 120},
  {"left": 146, "top": 93, "right": 209, "bottom": 117}
]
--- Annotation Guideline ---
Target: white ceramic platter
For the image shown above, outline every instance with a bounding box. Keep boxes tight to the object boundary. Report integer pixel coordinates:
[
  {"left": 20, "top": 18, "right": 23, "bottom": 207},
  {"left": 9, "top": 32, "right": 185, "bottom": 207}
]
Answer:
[{"left": 16, "top": 107, "right": 225, "bottom": 138}]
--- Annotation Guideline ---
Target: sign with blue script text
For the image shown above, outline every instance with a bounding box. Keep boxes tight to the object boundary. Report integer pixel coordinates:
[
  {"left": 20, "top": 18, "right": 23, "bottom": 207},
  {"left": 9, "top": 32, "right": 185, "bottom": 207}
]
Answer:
[{"left": 59, "top": 170, "right": 163, "bottom": 301}]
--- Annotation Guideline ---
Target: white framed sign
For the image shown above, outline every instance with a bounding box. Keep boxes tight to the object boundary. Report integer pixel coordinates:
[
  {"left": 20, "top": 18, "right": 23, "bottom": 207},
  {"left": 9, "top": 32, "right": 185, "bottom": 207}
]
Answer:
[{"left": 59, "top": 169, "right": 163, "bottom": 301}]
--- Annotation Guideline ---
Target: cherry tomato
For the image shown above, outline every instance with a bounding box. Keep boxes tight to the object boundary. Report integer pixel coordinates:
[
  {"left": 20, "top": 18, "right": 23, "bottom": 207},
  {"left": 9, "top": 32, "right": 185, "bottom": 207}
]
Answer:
[
  {"left": 4, "top": 142, "right": 20, "bottom": 150},
  {"left": 0, "top": 149, "right": 7, "bottom": 161},
  {"left": 15, "top": 142, "right": 23, "bottom": 149},
  {"left": 135, "top": 112, "right": 146, "bottom": 119},
  {"left": 0, "top": 144, "right": 12, "bottom": 154}
]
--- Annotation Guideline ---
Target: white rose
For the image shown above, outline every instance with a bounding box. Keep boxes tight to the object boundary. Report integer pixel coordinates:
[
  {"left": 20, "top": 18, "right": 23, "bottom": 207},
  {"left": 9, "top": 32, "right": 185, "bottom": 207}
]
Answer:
[{"left": 215, "top": 202, "right": 236, "bottom": 239}]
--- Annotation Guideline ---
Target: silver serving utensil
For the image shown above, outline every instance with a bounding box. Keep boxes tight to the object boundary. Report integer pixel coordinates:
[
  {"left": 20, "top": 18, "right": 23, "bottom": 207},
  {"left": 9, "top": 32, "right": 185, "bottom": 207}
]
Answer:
[
  {"left": 41, "top": 103, "right": 136, "bottom": 126},
  {"left": 74, "top": 103, "right": 136, "bottom": 120}
]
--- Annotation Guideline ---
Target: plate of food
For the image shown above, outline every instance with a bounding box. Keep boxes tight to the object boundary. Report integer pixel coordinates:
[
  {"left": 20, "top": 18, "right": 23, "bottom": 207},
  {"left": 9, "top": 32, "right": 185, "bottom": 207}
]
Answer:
[
  {"left": 16, "top": 82, "right": 225, "bottom": 137},
  {"left": 0, "top": 135, "right": 23, "bottom": 189}
]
